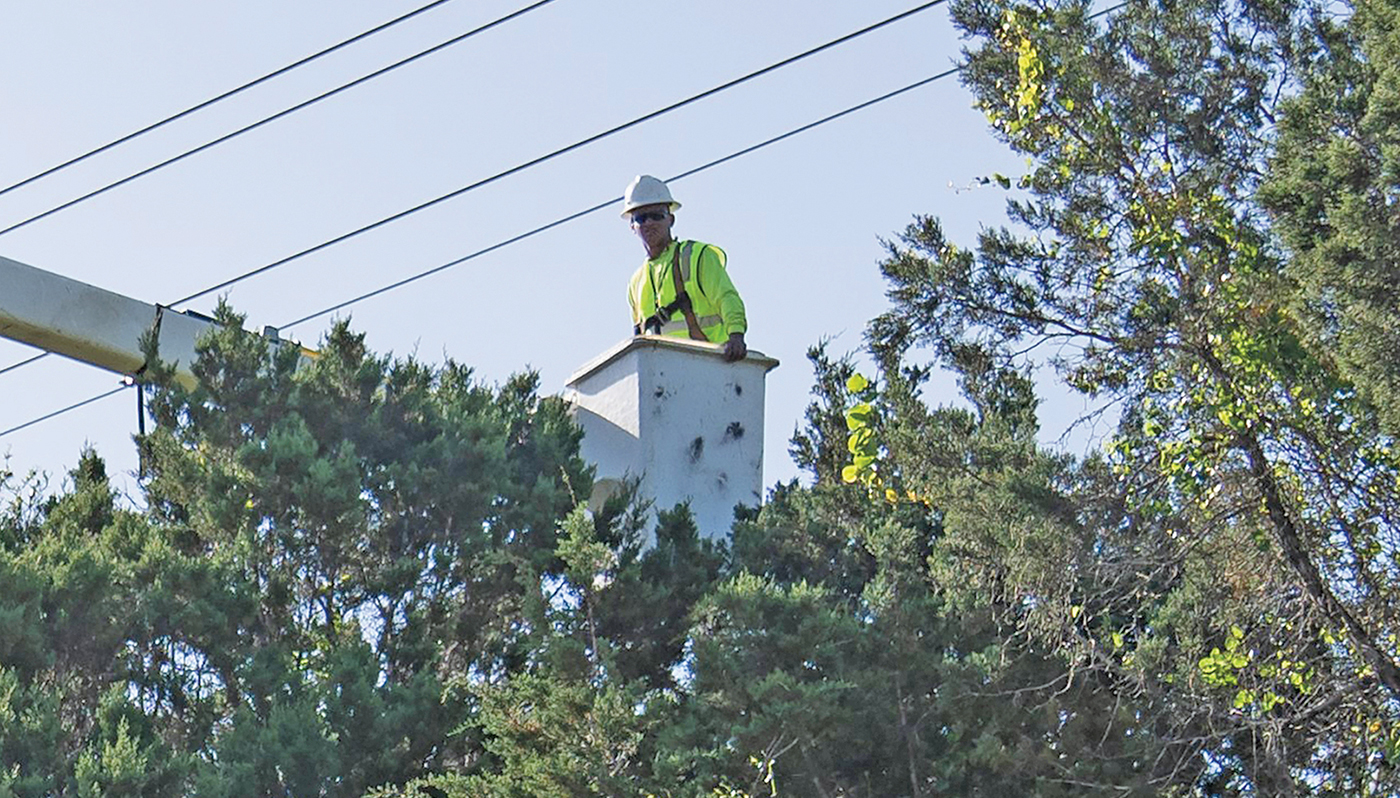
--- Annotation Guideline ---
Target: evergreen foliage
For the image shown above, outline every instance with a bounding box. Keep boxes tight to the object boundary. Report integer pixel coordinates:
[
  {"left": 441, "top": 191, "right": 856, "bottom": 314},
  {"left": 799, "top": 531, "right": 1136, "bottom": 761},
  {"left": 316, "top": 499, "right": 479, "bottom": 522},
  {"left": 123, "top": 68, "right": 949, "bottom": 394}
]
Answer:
[{"left": 5, "top": 0, "right": 1400, "bottom": 792}]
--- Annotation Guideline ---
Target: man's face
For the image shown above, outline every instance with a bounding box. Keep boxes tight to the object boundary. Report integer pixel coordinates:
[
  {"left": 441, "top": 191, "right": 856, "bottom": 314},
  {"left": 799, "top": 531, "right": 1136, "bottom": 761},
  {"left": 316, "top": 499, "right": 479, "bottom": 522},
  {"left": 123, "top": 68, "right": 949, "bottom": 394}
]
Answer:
[{"left": 629, "top": 203, "right": 673, "bottom": 254}]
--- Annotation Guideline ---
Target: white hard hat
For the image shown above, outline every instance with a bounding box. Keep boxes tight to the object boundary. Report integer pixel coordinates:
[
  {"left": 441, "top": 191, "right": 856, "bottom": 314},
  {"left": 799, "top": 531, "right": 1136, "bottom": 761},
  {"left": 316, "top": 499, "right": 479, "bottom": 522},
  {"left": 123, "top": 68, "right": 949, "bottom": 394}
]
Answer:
[{"left": 621, "top": 174, "right": 680, "bottom": 216}]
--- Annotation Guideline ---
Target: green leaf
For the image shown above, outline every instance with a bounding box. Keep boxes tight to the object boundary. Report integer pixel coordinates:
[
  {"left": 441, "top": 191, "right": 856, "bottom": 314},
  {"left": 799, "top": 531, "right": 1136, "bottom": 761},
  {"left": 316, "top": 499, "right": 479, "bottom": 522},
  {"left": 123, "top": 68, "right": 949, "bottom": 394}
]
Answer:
[{"left": 845, "top": 403, "right": 874, "bottom": 430}]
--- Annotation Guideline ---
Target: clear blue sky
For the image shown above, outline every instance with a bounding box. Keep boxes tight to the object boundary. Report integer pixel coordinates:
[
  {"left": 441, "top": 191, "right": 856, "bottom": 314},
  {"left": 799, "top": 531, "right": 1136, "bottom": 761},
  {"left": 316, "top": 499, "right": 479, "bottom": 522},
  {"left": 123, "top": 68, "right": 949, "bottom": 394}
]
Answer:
[{"left": 0, "top": 0, "right": 1090, "bottom": 498}]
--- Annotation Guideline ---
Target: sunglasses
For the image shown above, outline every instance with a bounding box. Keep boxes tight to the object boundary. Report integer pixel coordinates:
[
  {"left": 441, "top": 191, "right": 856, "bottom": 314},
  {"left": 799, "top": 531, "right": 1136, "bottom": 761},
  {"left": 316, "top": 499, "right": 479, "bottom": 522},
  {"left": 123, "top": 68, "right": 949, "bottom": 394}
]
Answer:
[{"left": 630, "top": 210, "right": 668, "bottom": 225}]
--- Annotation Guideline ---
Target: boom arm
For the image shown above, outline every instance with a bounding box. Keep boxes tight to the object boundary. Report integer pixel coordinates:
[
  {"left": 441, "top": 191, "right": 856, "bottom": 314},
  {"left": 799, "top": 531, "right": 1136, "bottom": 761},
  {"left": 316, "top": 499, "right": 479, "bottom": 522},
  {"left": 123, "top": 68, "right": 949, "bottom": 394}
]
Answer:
[{"left": 0, "top": 254, "right": 302, "bottom": 389}]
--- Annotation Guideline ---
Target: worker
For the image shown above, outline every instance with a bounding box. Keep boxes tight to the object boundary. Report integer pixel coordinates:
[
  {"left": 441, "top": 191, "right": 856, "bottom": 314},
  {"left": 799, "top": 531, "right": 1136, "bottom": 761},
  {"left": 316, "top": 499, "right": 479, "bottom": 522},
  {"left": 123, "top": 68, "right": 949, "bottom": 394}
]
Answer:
[{"left": 623, "top": 175, "right": 748, "bottom": 362}]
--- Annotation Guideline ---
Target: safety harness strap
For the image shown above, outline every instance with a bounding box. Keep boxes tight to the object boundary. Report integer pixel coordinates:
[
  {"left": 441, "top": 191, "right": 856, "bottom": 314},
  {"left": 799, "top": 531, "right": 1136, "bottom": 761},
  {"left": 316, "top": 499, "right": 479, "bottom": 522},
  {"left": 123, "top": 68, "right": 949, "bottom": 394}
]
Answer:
[{"left": 669, "top": 242, "right": 708, "bottom": 341}]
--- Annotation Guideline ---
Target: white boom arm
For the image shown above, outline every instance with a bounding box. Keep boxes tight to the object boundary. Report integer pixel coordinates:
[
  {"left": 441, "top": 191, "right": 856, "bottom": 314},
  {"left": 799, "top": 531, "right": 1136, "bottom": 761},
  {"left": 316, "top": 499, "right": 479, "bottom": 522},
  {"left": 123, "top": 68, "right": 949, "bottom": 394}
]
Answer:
[{"left": 0, "top": 254, "right": 299, "bottom": 388}]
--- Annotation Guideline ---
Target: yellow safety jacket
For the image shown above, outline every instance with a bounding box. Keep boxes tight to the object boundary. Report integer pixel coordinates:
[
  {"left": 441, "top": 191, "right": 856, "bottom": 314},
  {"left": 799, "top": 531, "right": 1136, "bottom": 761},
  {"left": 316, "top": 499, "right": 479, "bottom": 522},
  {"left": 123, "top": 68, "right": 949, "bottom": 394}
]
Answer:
[{"left": 629, "top": 239, "right": 747, "bottom": 344}]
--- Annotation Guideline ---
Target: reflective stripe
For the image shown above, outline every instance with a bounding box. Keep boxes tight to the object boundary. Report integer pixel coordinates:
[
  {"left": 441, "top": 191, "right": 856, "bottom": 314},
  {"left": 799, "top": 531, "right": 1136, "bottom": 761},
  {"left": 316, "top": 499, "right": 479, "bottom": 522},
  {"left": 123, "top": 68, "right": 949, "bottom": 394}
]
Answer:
[
  {"left": 658, "top": 315, "right": 722, "bottom": 337},
  {"left": 678, "top": 241, "right": 694, "bottom": 281},
  {"left": 630, "top": 279, "right": 646, "bottom": 329}
]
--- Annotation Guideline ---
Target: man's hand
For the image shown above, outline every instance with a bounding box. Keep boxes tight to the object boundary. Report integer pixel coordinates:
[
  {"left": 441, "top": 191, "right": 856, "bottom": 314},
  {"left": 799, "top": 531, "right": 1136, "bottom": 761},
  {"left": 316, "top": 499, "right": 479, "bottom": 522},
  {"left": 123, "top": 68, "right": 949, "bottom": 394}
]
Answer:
[{"left": 722, "top": 332, "right": 747, "bottom": 362}]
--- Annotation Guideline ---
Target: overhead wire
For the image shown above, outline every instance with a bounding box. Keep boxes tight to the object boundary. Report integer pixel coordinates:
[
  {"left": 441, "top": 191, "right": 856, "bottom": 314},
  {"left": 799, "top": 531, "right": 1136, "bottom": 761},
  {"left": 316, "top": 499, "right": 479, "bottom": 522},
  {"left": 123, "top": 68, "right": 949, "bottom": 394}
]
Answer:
[
  {"left": 279, "top": 67, "right": 962, "bottom": 331},
  {"left": 0, "top": 0, "right": 561, "bottom": 239},
  {"left": 0, "top": 0, "right": 461, "bottom": 201},
  {"left": 0, "top": 0, "right": 951, "bottom": 375},
  {"left": 0, "top": 64, "right": 963, "bottom": 441},
  {"left": 0, "top": 0, "right": 1135, "bottom": 442},
  {"left": 0, "top": 351, "right": 47, "bottom": 377},
  {"left": 0, "top": 385, "right": 129, "bottom": 439},
  {"left": 164, "top": 0, "right": 948, "bottom": 309},
  {"left": 0, "top": 0, "right": 554, "bottom": 377}
]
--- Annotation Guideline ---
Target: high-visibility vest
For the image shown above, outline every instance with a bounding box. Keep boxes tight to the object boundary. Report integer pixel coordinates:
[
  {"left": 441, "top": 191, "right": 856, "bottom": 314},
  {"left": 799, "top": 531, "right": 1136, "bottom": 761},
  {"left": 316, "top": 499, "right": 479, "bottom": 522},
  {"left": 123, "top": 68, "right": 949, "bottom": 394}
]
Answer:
[{"left": 628, "top": 239, "right": 744, "bottom": 344}]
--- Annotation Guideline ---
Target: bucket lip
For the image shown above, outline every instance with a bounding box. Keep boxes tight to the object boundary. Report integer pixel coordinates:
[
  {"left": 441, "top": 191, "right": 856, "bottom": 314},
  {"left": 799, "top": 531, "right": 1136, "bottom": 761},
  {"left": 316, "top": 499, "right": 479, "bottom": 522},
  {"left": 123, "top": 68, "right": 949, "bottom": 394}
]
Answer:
[{"left": 565, "top": 335, "right": 778, "bottom": 388}]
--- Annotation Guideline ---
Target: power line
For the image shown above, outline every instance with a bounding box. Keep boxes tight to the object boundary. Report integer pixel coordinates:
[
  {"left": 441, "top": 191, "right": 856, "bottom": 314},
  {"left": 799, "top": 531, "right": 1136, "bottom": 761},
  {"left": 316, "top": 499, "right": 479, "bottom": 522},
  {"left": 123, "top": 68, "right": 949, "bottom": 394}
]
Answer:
[
  {"left": 0, "top": 1, "right": 1136, "bottom": 441},
  {"left": 0, "top": 0, "right": 530, "bottom": 379},
  {"left": 280, "top": 67, "right": 961, "bottom": 331},
  {"left": 0, "top": 385, "right": 129, "bottom": 439},
  {"left": 0, "top": 351, "right": 47, "bottom": 377},
  {"left": 168, "top": 0, "right": 948, "bottom": 307},
  {"left": 0, "top": 0, "right": 946, "bottom": 380},
  {"left": 0, "top": 0, "right": 561, "bottom": 239},
  {"left": 1, "top": 65, "right": 962, "bottom": 441},
  {"left": 0, "top": 0, "right": 460, "bottom": 201},
  {"left": 279, "top": 5, "right": 1134, "bottom": 343},
  {"left": 0, "top": 0, "right": 946, "bottom": 379},
  {"left": 0, "top": 0, "right": 947, "bottom": 388}
]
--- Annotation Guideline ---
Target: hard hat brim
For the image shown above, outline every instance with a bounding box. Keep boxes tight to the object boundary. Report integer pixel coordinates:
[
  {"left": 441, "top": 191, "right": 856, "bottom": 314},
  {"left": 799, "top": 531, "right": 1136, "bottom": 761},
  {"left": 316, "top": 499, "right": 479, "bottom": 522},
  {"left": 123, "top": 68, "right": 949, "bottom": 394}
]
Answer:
[{"left": 620, "top": 200, "right": 680, "bottom": 218}]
